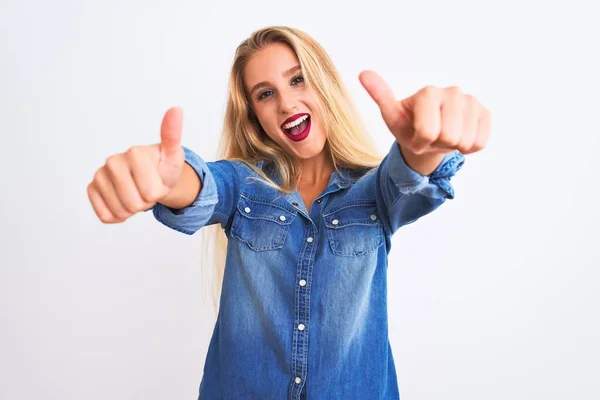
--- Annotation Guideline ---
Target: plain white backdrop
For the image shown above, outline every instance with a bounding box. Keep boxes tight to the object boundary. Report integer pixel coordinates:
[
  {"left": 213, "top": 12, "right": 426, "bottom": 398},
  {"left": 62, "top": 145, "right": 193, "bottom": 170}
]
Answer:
[{"left": 1, "top": 0, "right": 599, "bottom": 399}]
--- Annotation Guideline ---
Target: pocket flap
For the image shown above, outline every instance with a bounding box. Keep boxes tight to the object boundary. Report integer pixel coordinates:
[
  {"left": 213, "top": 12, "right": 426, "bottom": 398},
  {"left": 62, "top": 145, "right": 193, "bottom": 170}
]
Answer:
[
  {"left": 323, "top": 200, "right": 380, "bottom": 229},
  {"left": 236, "top": 194, "right": 296, "bottom": 226}
]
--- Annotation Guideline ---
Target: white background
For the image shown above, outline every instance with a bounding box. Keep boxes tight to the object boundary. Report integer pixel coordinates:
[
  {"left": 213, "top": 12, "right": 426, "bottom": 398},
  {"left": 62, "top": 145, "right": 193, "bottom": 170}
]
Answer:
[{"left": 1, "top": 0, "right": 599, "bottom": 399}]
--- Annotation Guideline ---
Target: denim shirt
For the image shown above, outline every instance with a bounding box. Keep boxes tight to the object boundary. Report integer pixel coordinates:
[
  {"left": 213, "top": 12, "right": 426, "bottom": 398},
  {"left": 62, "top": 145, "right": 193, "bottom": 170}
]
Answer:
[{"left": 149, "top": 141, "right": 464, "bottom": 400}]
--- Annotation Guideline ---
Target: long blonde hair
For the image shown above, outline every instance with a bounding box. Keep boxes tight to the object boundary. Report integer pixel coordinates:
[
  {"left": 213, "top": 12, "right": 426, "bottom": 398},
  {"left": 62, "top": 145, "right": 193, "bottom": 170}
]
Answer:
[{"left": 198, "top": 26, "right": 384, "bottom": 318}]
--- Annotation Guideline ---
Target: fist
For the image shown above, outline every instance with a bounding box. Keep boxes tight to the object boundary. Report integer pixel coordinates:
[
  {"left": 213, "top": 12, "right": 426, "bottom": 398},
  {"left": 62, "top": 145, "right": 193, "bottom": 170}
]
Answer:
[
  {"left": 87, "top": 107, "right": 185, "bottom": 223},
  {"left": 359, "top": 70, "right": 491, "bottom": 156}
]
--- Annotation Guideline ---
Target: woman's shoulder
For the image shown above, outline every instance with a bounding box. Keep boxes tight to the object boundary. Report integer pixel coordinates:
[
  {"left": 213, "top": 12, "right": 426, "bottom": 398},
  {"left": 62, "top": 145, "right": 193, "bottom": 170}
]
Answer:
[{"left": 342, "top": 164, "right": 377, "bottom": 183}]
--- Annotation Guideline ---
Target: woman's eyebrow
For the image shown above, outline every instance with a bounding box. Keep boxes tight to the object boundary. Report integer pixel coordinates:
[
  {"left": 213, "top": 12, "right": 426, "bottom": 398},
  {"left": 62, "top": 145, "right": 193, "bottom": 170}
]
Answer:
[
  {"left": 249, "top": 65, "right": 302, "bottom": 95},
  {"left": 282, "top": 65, "right": 301, "bottom": 77}
]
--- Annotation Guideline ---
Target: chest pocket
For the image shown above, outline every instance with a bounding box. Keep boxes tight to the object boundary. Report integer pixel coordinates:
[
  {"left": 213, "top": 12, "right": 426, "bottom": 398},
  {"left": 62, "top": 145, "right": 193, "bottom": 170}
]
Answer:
[
  {"left": 322, "top": 200, "right": 384, "bottom": 256},
  {"left": 230, "top": 193, "right": 298, "bottom": 251}
]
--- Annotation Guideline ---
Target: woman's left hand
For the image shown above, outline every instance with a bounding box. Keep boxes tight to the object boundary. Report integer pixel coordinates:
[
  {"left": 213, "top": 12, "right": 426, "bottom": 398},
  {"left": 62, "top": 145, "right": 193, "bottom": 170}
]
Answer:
[{"left": 359, "top": 70, "right": 491, "bottom": 157}]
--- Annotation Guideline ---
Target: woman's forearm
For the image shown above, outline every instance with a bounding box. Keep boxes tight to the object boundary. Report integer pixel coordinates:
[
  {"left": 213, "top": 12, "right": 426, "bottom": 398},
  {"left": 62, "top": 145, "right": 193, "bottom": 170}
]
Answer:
[
  {"left": 159, "top": 162, "right": 202, "bottom": 210},
  {"left": 399, "top": 144, "right": 446, "bottom": 176}
]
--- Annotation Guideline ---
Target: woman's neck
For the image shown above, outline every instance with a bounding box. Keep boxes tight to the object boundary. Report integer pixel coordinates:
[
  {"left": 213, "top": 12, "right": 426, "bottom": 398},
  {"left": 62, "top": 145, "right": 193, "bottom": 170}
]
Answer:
[{"left": 297, "top": 152, "right": 334, "bottom": 186}]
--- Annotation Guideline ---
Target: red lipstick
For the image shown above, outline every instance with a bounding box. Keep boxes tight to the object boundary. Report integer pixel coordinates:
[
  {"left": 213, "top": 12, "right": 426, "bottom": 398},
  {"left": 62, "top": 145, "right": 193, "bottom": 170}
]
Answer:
[{"left": 281, "top": 113, "right": 311, "bottom": 142}]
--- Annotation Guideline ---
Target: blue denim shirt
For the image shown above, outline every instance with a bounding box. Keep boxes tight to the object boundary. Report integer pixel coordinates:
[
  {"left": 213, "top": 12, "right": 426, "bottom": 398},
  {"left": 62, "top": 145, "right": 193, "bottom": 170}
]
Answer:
[{"left": 150, "top": 141, "right": 464, "bottom": 400}]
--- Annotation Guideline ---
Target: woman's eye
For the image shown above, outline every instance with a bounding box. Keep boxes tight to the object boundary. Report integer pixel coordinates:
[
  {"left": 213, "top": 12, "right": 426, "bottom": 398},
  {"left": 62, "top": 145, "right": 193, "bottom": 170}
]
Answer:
[
  {"left": 258, "top": 90, "right": 273, "bottom": 101},
  {"left": 257, "top": 76, "right": 303, "bottom": 101}
]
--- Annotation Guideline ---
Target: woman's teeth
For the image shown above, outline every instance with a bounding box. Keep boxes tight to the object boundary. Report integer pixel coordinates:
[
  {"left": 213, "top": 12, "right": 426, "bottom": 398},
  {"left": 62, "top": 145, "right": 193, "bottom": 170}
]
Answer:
[{"left": 283, "top": 115, "right": 309, "bottom": 130}]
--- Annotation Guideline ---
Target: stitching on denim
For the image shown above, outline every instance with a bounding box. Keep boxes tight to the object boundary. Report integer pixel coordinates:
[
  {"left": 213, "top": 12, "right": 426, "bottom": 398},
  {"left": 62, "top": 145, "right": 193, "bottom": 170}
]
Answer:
[
  {"left": 228, "top": 232, "right": 285, "bottom": 251},
  {"left": 322, "top": 198, "right": 376, "bottom": 216},
  {"left": 235, "top": 202, "right": 297, "bottom": 226},
  {"left": 229, "top": 208, "right": 291, "bottom": 251},
  {"left": 239, "top": 191, "right": 298, "bottom": 215},
  {"left": 323, "top": 215, "right": 384, "bottom": 256}
]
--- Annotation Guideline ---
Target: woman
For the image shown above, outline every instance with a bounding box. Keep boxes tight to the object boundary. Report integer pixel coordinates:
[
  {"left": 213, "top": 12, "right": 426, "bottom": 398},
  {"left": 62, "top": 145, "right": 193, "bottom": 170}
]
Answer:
[{"left": 87, "top": 26, "right": 490, "bottom": 400}]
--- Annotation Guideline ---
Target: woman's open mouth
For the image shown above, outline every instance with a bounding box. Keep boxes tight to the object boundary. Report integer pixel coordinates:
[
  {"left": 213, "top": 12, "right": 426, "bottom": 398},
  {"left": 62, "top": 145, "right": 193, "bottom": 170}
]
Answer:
[{"left": 281, "top": 114, "right": 311, "bottom": 142}]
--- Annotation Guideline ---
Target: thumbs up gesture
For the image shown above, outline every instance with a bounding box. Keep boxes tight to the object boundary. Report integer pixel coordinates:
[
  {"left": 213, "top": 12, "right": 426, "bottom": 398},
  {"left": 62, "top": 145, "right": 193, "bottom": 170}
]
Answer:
[
  {"left": 359, "top": 70, "right": 491, "bottom": 167},
  {"left": 87, "top": 107, "right": 186, "bottom": 223}
]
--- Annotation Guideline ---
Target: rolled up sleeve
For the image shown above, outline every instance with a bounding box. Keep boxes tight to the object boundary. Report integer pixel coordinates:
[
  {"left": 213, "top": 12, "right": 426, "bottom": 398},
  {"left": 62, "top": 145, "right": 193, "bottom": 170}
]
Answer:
[
  {"left": 147, "top": 146, "right": 239, "bottom": 235},
  {"left": 376, "top": 141, "right": 465, "bottom": 235}
]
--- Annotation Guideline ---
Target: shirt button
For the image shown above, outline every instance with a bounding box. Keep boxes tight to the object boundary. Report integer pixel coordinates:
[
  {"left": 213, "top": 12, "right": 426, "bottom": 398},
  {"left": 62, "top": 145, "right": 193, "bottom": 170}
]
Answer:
[
  {"left": 244, "top": 207, "right": 251, "bottom": 213},
  {"left": 298, "top": 323, "right": 305, "bottom": 331},
  {"left": 332, "top": 219, "right": 339, "bottom": 225},
  {"left": 370, "top": 214, "right": 377, "bottom": 221},
  {"left": 292, "top": 202, "right": 299, "bottom": 206},
  {"left": 316, "top": 199, "right": 322, "bottom": 204},
  {"left": 299, "top": 279, "right": 307, "bottom": 286},
  {"left": 306, "top": 237, "right": 313, "bottom": 243},
  {"left": 295, "top": 377, "right": 302, "bottom": 384},
  {"left": 280, "top": 215, "right": 286, "bottom": 222}
]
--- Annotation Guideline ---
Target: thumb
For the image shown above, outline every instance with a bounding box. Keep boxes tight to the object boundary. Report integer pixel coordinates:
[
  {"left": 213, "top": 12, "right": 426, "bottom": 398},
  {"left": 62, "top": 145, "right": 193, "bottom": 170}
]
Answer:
[
  {"left": 359, "top": 70, "right": 400, "bottom": 127},
  {"left": 160, "top": 106, "right": 183, "bottom": 162}
]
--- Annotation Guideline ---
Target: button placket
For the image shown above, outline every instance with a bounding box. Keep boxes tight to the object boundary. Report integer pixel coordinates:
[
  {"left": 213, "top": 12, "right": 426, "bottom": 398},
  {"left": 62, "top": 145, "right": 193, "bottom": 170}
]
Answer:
[{"left": 291, "top": 225, "right": 315, "bottom": 397}]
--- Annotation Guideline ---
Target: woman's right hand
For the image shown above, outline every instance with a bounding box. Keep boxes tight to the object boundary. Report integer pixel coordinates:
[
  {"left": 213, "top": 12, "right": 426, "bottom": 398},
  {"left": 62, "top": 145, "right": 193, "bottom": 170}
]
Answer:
[{"left": 87, "top": 107, "right": 185, "bottom": 223}]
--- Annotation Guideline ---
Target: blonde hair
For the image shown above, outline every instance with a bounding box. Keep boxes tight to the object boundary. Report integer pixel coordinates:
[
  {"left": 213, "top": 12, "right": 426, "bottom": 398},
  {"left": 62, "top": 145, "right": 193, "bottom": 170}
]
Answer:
[{"left": 199, "top": 26, "right": 383, "bottom": 318}]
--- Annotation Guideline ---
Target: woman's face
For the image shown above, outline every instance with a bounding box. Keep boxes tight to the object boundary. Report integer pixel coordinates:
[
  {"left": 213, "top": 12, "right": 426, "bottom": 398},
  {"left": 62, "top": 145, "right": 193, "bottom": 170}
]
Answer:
[{"left": 244, "top": 43, "right": 327, "bottom": 162}]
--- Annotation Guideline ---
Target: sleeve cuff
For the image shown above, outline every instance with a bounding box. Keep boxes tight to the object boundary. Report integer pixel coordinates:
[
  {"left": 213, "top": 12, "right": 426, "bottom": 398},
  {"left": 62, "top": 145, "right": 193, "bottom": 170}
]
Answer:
[
  {"left": 146, "top": 146, "right": 219, "bottom": 234},
  {"left": 387, "top": 141, "right": 465, "bottom": 199}
]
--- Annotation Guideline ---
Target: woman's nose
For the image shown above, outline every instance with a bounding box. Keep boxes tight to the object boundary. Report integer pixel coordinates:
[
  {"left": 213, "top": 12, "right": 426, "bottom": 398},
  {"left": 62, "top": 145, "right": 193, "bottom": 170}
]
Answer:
[
  {"left": 279, "top": 92, "right": 299, "bottom": 114},
  {"left": 280, "top": 105, "right": 299, "bottom": 114}
]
